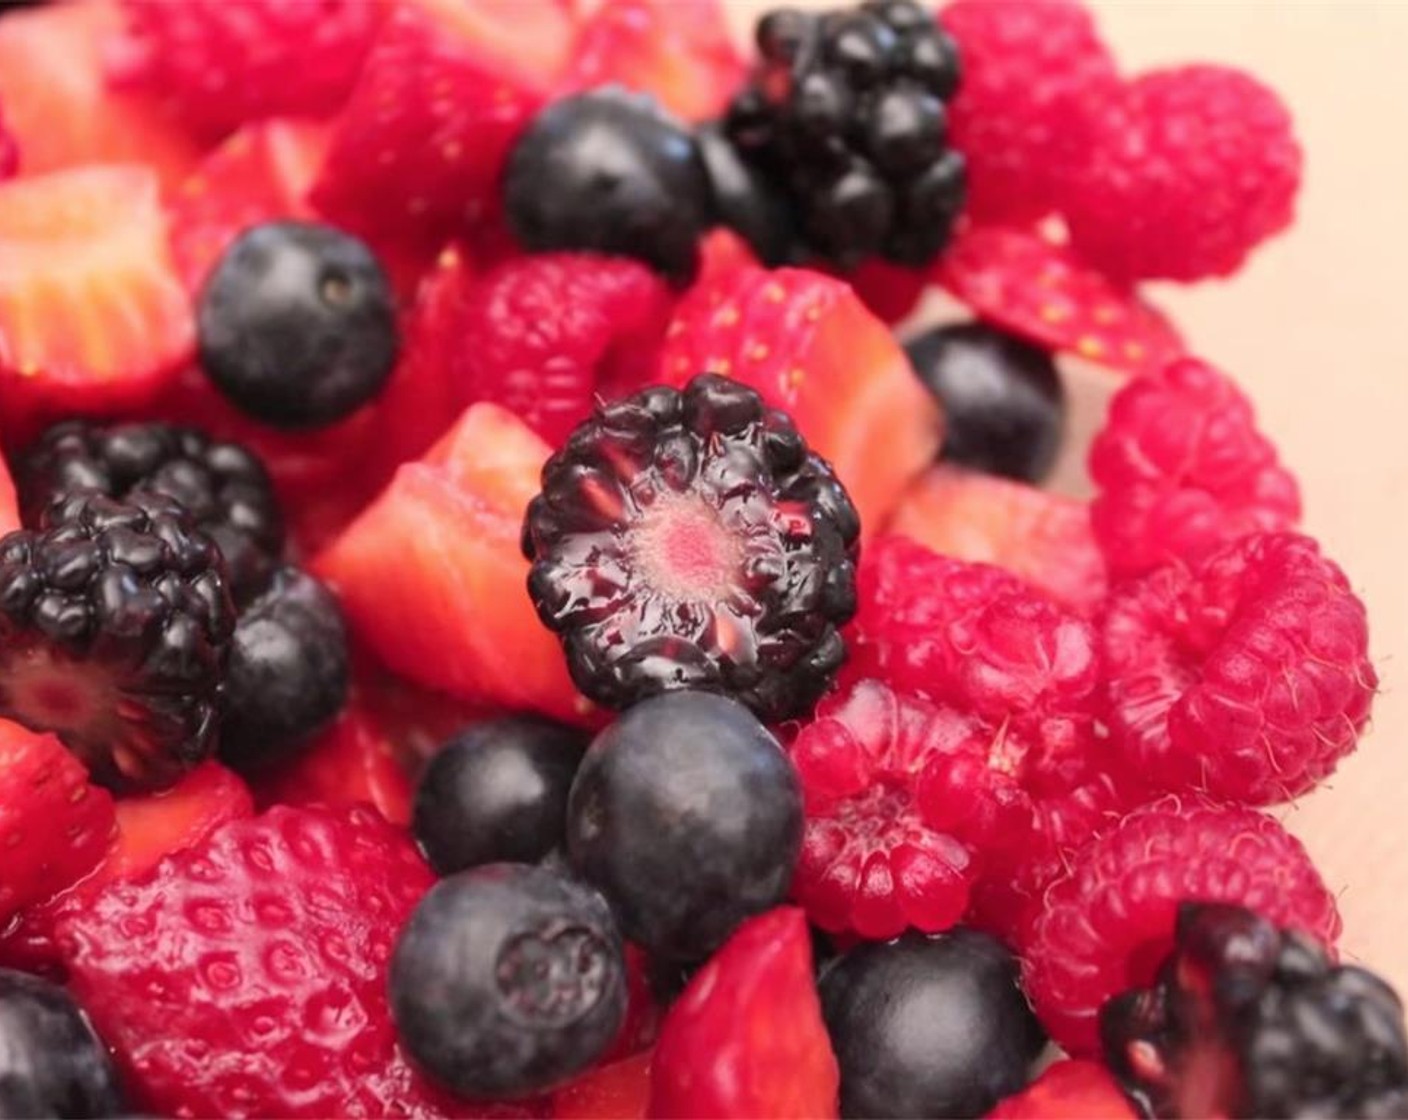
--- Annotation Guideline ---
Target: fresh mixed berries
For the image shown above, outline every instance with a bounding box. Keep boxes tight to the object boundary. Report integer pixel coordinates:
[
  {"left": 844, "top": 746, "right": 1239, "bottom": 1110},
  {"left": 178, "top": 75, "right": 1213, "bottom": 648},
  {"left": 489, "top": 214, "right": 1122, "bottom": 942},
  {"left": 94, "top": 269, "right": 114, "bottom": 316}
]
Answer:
[{"left": 0, "top": 0, "right": 1396, "bottom": 1118}]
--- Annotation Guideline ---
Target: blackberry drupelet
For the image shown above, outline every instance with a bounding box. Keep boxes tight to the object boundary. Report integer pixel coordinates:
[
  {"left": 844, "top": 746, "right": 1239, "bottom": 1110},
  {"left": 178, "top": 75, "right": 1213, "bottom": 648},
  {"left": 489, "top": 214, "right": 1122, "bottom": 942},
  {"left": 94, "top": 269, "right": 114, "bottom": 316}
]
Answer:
[
  {"left": 18, "top": 420, "right": 284, "bottom": 604},
  {"left": 522, "top": 373, "right": 859, "bottom": 722},
  {"left": 721, "top": 0, "right": 965, "bottom": 270},
  {"left": 1102, "top": 901, "right": 1408, "bottom": 1119},
  {"left": 0, "top": 491, "right": 235, "bottom": 792}
]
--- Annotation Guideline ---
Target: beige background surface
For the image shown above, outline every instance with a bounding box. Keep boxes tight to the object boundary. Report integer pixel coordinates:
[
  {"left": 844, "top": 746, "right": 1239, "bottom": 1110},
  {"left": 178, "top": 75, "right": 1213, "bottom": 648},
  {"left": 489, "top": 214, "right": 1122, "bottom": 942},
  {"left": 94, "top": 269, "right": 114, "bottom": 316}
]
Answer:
[{"left": 722, "top": 1, "right": 1408, "bottom": 991}]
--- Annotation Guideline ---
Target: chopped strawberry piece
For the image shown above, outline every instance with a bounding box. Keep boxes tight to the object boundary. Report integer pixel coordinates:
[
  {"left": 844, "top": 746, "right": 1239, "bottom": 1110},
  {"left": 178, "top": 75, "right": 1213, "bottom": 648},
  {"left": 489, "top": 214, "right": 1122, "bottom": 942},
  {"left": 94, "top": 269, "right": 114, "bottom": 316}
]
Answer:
[
  {"left": 888, "top": 465, "right": 1107, "bottom": 612},
  {"left": 0, "top": 96, "right": 17, "bottom": 181},
  {"left": 988, "top": 1060, "right": 1137, "bottom": 1119},
  {"left": 840, "top": 260, "right": 929, "bottom": 326},
  {"left": 0, "top": 452, "right": 18, "bottom": 537},
  {"left": 554, "top": 1051, "right": 652, "bottom": 1120},
  {"left": 168, "top": 117, "right": 332, "bottom": 293},
  {"left": 0, "top": 165, "right": 193, "bottom": 440},
  {"left": 650, "top": 908, "right": 839, "bottom": 1119},
  {"left": 658, "top": 266, "right": 941, "bottom": 535},
  {"left": 936, "top": 225, "right": 1184, "bottom": 377},
  {"left": 563, "top": 0, "right": 744, "bottom": 121},
  {"left": 317, "top": 403, "right": 594, "bottom": 726},
  {"left": 0, "top": 0, "right": 200, "bottom": 193}
]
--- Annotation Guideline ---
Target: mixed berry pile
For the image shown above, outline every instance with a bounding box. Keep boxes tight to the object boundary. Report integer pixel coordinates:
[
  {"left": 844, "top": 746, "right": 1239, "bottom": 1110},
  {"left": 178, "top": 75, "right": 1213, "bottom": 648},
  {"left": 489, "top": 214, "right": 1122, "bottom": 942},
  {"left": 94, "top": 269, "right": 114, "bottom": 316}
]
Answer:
[{"left": 0, "top": 0, "right": 1400, "bottom": 1117}]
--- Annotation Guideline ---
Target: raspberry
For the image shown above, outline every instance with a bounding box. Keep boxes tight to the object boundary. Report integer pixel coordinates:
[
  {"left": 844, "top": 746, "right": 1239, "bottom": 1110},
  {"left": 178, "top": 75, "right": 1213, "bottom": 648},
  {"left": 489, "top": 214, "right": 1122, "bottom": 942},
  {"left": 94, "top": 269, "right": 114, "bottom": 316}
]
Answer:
[
  {"left": 107, "top": 0, "right": 383, "bottom": 139},
  {"left": 524, "top": 375, "right": 859, "bottom": 722},
  {"left": 1101, "top": 531, "right": 1375, "bottom": 806},
  {"left": 1023, "top": 796, "right": 1342, "bottom": 1055},
  {"left": 1057, "top": 65, "right": 1302, "bottom": 282},
  {"left": 939, "top": 0, "right": 1119, "bottom": 223},
  {"left": 1090, "top": 357, "right": 1302, "bottom": 579}
]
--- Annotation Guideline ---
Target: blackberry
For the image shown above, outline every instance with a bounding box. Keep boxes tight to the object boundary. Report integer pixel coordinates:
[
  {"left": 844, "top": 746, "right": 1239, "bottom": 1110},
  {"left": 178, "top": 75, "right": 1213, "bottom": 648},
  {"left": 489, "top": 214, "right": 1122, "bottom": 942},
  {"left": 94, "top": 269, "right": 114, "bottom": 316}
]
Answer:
[
  {"left": 1102, "top": 902, "right": 1408, "bottom": 1119},
  {"left": 720, "top": 0, "right": 965, "bottom": 270},
  {"left": 18, "top": 420, "right": 284, "bottom": 604},
  {"left": 0, "top": 491, "right": 235, "bottom": 792},
  {"left": 523, "top": 374, "right": 859, "bottom": 722}
]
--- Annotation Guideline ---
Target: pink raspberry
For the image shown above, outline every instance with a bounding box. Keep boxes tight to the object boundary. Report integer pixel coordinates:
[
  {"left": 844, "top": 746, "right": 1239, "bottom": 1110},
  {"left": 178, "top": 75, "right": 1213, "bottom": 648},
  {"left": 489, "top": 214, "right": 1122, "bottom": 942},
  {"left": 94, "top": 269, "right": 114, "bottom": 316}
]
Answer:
[
  {"left": 939, "top": 0, "right": 1119, "bottom": 224},
  {"left": 1090, "top": 357, "right": 1302, "bottom": 579},
  {"left": 1023, "top": 796, "right": 1342, "bottom": 1055},
  {"left": 1057, "top": 65, "right": 1302, "bottom": 282},
  {"left": 1101, "top": 532, "right": 1376, "bottom": 806}
]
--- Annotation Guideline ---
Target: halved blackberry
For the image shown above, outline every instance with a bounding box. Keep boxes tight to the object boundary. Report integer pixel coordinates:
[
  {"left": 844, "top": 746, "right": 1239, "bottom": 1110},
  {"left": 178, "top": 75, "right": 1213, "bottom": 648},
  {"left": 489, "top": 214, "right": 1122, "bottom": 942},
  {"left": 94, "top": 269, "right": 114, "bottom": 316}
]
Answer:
[
  {"left": 523, "top": 374, "right": 859, "bottom": 722},
  {"left": 1102, "top": 902, "right": 1408, "bottom": 1119},
  {"left": 720, "top": 0, "right": 965, "bottom": 269},
  {"left": 17, "top": 420, "right": 284, "bottom": 604},
  {"left": 0, "top": 492, "right": 235, "bottom": 792}
]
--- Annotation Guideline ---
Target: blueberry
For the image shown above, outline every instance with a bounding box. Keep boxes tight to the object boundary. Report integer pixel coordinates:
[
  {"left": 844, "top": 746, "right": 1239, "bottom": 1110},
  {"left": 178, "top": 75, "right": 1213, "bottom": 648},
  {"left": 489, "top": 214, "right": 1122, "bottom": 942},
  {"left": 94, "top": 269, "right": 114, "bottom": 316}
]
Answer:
[
  {"left": 819, "top": 929, "right": 1046, "bottom": 1118},
  {"left": 504, "top": 87, "right": 713, "bottom": 284},
  {"left": 565, "top": 691, "right": 803, "bottom": 962},
  {"left": 390, "top": 863, "right": 626, "bottom": 1099},
  {"left": 218, "top": 567, "right": 349, "bottom": 767},
  {"left": 905, "top": 322, "right": 1065, "bottom": 483},
  {"left": 0, "top": 968, "right": 125, "bottom": 1117},
  {"left": 413, "top": 717, "right": 589, "bottom": 876},
  {"left": 197, "top": 221, "right": 398, "bottom": 428}
]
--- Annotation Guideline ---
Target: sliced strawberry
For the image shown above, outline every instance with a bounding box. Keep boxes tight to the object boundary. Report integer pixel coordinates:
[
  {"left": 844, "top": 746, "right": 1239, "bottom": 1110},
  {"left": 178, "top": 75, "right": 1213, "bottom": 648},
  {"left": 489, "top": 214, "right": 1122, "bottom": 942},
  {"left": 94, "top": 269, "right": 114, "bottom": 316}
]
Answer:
[
  {"left": 317, "top": 403, "right": 594, "bottom": 726},
  {"left": 168, "top": 117, "right": 332, "bottom": 293},
  {"left": 563, "top": 0, "right": 744, "bottom": 121},
  {"left": 888, "top": 465, "right": 1107, "bottom": 612},
  {"left": 0, "top": 760, "right": 252, "bottom": 977},
  {"left": 554, "top": 1051, "right": 652, "bottom": 1120},
  {"left": 698, "top": 229, "right": 763, "bottom": 284},
  {"left": 311, "top": 0, "right": 572, "bottom": 262},
  {"left": 0, "top": 451, "right": 18, "bottom": 537},
  {"left": 840, "top": 259, "right": 929, "bottom": 326},
  {"left": 357, "top": 665, "right": 500, "bottom": 764},
  {"left": 0, "top": 96, "right": 18, "bottom": 181},
  {"left": 0, "top": 0, "right": 199, "bottom": 193},
  {"left": 988, "top": 1060, "right": 1137, "bottom": 1119},
  {"left": 935, "top": 225, "right": 1184, "bottom": 377},
  {"left": 650, "top": 907, "right": 839, "bottom": 1119},
  {"left": 658, "top": 265, "right": 941, "bottom": 536},
  {"left": 0, "top": 165, "right": 193, "bottom": 441}
]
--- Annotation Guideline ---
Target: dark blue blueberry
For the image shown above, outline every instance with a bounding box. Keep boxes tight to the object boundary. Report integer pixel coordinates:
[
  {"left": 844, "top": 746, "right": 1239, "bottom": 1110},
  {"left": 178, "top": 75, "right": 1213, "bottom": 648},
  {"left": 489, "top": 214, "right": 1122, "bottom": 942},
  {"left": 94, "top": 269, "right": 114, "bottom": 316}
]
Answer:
[
  {"left": 197, "top": 221, "right": 398, "bottom": 428},
  {"left": 218, "top": 567, "right": 348, "bottom": 766},
  {"left": 905, "top": 321, "right": 1065, "bottom": 483},
  {"left": 819, "top": 928, "right": 1046, "bottom": 1118},
  {"left": 413, "top": 717, "right": 588, "bottom": 877},
  {"left": 0, "top": 968, "right": 124, "bottom": 1118},
  {"left": 504, "top": 87, "right": 713, "bottom": 284},
  {"left": 565, "top": 691, "right": 803, "bottom": 962},
  {"left": 389, "top": 863, "right": 626, "bottom": 1099}
]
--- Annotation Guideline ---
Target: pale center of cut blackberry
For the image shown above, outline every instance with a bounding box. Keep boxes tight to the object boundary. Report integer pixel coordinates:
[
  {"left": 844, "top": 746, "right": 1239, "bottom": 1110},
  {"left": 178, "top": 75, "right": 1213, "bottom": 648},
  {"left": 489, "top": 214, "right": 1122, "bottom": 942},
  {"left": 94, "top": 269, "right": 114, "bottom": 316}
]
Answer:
[
  {"left": 0, "top": 646, "right": 122, "bottom": 762},
  {"left": 630, "top": 495, "right": 743, "bottom": 602}
]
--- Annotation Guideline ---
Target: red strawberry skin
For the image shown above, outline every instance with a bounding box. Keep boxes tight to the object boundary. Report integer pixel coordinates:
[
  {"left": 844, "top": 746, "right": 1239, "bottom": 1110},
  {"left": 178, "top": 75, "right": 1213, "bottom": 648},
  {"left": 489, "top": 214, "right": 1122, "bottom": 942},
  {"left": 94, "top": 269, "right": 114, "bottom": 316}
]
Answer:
[
  {"left": 0, "top": 719, "right": 115, "bottom": 927},
  {"left": 56, "top": 805, "right": 458, "bottom": 1119},
  {"left": 650, "top": 907, "right": 839, "bottom": 1119},
  {"left": 988, "top": 1060, "right": 1136, "bottom": 1119}
]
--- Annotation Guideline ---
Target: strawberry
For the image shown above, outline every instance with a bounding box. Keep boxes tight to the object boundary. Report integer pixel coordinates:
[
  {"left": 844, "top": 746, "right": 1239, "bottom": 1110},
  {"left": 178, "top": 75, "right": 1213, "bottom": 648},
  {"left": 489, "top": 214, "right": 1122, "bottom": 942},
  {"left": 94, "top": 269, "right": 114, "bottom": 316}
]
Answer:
[
  {"left": 106, "top": 0, "right": 385, "bottom": 140},
  {"left": 0, "top": 450, "right": 18, "bottom": 537},
  {"left": 0, "top": 760, "right": 253, "bottom": 977},
  {"left": 0, "top": 0, "right": 200, "bottom": 194},
  {"left": 888, "top": 465, "right": 1107, "bottom": 612},
  {"left": 649, "top": 908, "right": 839, "bottom": 1119},
  {"left": 0, "top": 165, "right": 193, "bottom": 441},
  {"left": 987, "top": 1060, "right": 1137, "bottom": 1119},
  {"left": 554, "top": 1051, "right": 652, "bottom": 1120},
  {"left": 935, "top": 225, "right": 1184, "bottom": 378},
  {"left": 317, "top": 403, "right": 594, "bottom": 727},
  {"left": 0, "top": 719, "right": 115, "bottom": 928},
  {"left": 0, "top": 96, "right": 17, "bottom": 181},
  {"left": 453, "top": 253, "right": 675, "bottom": 446},
  {"left": 168, "top": 117, "right": 332, "bottom": 293},
  {"left": 562, "top": 0, "right": 744, "bottom": 122},
  {"left": 56, "top": 805, "right": 457, "bottom": 1119},
  {"left": 657, "top": 265, "right": 941, "bottom": 536},
  {"left": 311, "top": 0, "right": 574, "bottom": 263},
  {"left": 841, "top": 260, "right": 930, "bottom": 326}
]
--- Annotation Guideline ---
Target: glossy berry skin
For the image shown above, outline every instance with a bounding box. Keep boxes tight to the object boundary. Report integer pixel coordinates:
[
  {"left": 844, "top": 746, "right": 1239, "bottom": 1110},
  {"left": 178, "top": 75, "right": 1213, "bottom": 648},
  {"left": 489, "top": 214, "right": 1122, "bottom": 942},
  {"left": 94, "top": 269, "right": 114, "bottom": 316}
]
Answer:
[
  {"left": 219, "top": 567, "right": 349, "bottom": 768},
  {"left": 0, "top": 969, "right": 124, "bottom": 1118},
  {"left": 566, "top": 691, "right": 803, "bottom": 962},
  {"left": 0, "top": 492, "right": 234, "bottom": 793},
  {"left": 390, "top": 863, "right": 626, "bottom": 1099},
  {"left": 695, "top": 120, "right": 798, "bottom": 267},
  {"left": 18, "top": 419, "right": 286, "bottom": 606},
  {"left": 904, "top": 322, "right": 1064, "bottom": 483},
  {"left": 413, "top": 717, "right": 588, "bottom": 876},
  {"left": 1103, "top": 902, "right": 1408, "bottom": 1120},
  {"left": 505, "top": 87, "right": 713, "bottom": 283},
  {"left": 819, "top": 929, "right": 1046, "bottom": 1118},
  {"left": 197, "top": 221, "right": 398, "bottom": 428}
]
